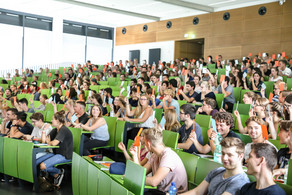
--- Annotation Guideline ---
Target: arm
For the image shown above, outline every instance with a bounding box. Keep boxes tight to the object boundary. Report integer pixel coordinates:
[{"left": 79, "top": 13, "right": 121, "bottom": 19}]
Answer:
[
  {"left": 81, "top": 118, "right": 106, "bottom": 132},
  {"left": 145, "top": 167, "right": 170, "bottom": 187},
  {"left": 46, "top": 135, "right": 60, "bottom": 146},
  {"left": 180, "top": 180, "right": 209, "bottom": 195},
  {"left": 179, "top": 90, "right": 194, "bottom": 103},
  {"left": 10, "top": 126, "right": 23, "bottom": 138},
  {"left": 189, "top": 132, "right": 211, "bottom": 154},
  {"left": 221, "top": 82, "right": 231, "bottom": 98},
  {"left": 234, "top": 110, "right": 248, "bottom": 134},
  {"left": 126, "top": 108, "right": 153, "bottom": 123},
  {"left": 177, "top": 139, "right": 194, "bottom": 150},
  {"left": 266, "top": 116, "right": 277, "bottom": 140}
]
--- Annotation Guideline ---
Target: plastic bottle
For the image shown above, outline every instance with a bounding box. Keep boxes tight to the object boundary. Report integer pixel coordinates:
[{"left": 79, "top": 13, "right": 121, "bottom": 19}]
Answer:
[
  {"left": 213, "top": 133, "right": 223, "bottom": 163},
  {"left": 284, "top": 163, "right": 289, "bottom": 184},
  {"left": 168, "top": 182, "right": 177, "bottom": 195}
]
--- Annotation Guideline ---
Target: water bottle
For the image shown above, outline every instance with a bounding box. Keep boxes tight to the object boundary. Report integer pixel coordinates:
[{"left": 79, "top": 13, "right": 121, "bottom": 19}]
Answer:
[
  {"left": 213, "top": 133, "right": 223, "bottom": 163},
  {"left": 168, "top": 182, "right": 177, "bottom": 195}
]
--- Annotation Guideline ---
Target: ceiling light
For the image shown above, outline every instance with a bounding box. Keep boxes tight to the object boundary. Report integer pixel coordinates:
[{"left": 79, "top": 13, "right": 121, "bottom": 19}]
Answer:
[{"left": 184, "top": 34, "right": 188, "bottom": 38}]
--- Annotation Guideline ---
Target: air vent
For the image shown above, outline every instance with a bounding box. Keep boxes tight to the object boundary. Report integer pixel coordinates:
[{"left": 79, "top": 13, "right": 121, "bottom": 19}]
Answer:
[
  {"left": 193, "top": 17, "right": 199, "bottom": 25},
  {"left": 258, "top": 6, "right": 267, "bottom": 16},
  {"left": 223, "top": 12, "right": 230, "bottom": 21},
  {"left": 143, "top": 24, "right": 148, "bottom": 32},
  {"left": 166, "top": 21, "right": 172, "bottom": 29},
  {"left": 122, "top": 27, "right": 126, "bottom": 34}
]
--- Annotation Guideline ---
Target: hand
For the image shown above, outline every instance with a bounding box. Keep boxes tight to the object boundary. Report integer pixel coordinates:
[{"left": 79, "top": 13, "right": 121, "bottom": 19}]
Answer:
[
  {"left": 273, "top": 169, "right": 286, "bottom": 177},
  {"left": 219, "top": 108, "right": 226, "bottom": 112},
  {"left": 266, "top": 116, "right": 273, "bottom": 124},
  {"left": 51, "top": 101, "right": 56, "bottom": 107},
  {"left": 123, "top": 116, "right": 130, "bottom": 122},
  {"left": 163, "top": 96, "right": 168, "bottom": 102},
  {"left": 189, "top": 131, "right": 197, "bottom": 142},
  {"left": 249, "top": 108, "right": 255, "bottom": 117},
  {"left": 209, "top": 131, "right": 217, "bottom": 141},
  {"left": 233, "top": 110, "right": 240, "bottom": 119},
  {"left": 197, "top": 107, "right": 203, "bottom": 113},
  {"left": 124, "top": 98, "right": 129, "bottom": 105},
  {"left": 129, "top": 146, "right": 138, "bottom": 157},
  {"left": 118, "top": 142, "right": 126, "bottom": 151},
  {"left": 46, "top": 135, "right": 51, "bottom": 144},
  {"left": 29, "top": 96, "right": 33, "bottom": 104},
  {"left": 260, "top": 88, "right": 265, "bottom": 97},
  {"left": 110, "top": 104, "right": 114, "bottom": 110},
  {"left": 153, "top": 118, "right": 157, "bottom": 125},
  {"left": 178, "top": 89, "right": 183, "bottom": 94},
  {"left": 151, "top": 95, "right": 155, "bottom": 101}
]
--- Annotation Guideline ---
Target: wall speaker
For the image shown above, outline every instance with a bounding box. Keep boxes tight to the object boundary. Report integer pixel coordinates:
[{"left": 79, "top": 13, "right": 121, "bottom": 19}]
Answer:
[
  {"left": 122, "top": 28, "right": 126, "bottom": 34},
  {"left": 258, "top": 6, "right": 267, "bottom": 16},
  {"left": 143, "top": 25, "right": 148, "bottom": 32},
  {"left": 166, "top": 21, "right": 172, "bottom": 29},
  {"left": 223, "top": 12, "right": 230, "bottom": 21},
  {"left": 193, "top": 17, "right": 199, "bottom": 25}
]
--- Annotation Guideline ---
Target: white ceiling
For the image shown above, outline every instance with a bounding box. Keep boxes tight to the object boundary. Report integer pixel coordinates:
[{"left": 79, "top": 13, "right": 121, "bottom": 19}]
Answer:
[{"left": 0, "top": 0, "right": 278, "bottom": 27}]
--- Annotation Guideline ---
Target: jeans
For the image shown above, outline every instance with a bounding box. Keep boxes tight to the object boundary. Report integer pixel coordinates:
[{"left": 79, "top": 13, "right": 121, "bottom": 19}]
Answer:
[{"left": 37, "top": 153, "right": 71, "bottom": 176}]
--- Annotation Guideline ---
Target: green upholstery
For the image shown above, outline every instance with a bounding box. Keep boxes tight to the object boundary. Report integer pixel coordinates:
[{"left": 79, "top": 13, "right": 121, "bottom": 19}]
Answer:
[
  {"left": 115, "top": 120, "right": 126, "bottom": 153},
  {"left": 98, "top": 81, "right": 108, "bottom": 85},
  {"left": 79, "top": 157, "right": 89, "bottom": 195},
  {"left": 98, "top": 170, "right": 112, "bottom": 195},
  {"left": 103, "top": 116, "right": 117, "bottom": 148},
  {"left": 26, "top": 112, "right": 33, "bottom": 123},
  {"left": 277, "top": 182, "right": 292, "bottom": 194},
  {"left": 111, "top": 179, "right": 128, "bottom": 195},
  {"left": 264, "top": 81, "right": 274, "bottom": 97},
  {"left": 57, "top": 104, "right": 66, "bottom": 111},
  {"left": 175, "top": 149, "right": 199, "bottom": 186},
  {"left": 201, "top": 127, "right": 209, "bottom": 145},
  {"left": 127, "top": 139, "right": 134, "bottom": 155},
  {"left": 0, "top": 137, "right": 4, "bottom": 173},
  {"left": 3, "top": 138, "right": 19, "bottom": 177},
  {"left": 72, "top": 153, "right": 80, "bottom": 195},
  {"left": 287, "top": 159, "right": 292, "bottom": 186},
  {"left": 17, "top": 94, "right": 31, "bottom": 102},
  {"left": 124, "top": 160, "right": 146, "bottom": 195},
  {"left": 45, "top": 103, "right": 54, "bottom": 112},
  {"left": 177, "top": 100, "right": 187, "bottom": 108},
  {"left": 162, "top": 130, "right": 179, "bottom": 149},
  {"left": 195, "top": 114, "right": 211, "bottom": 129},
  {"left": 233, "top": 114, "right": 249, "bottom": 130},
  {"left": 41, "top": 89, "right": 51, "bottom": 97},
  {"left": 287, "top": 78, "right": 292, "bottom": 91},
  {"left": 17, "top": 141, "right": 34, "bottom": 182},
  {"left": 268, "top": 139, "right": 287, "bottom": 150},
  {"left": 154, "top": 108, "right": 163, "bottom": 124},
  {"left": 31, "top": 100, "right": 42, "bottom": 108},
  {"left": 233, "top": 104, "right": 251, "bottom": 115},
  {"left": 207, "top": 64, "right": 215, "bottom": 69},
  {"left": 45, "top": 110, "right": 54, "bottom": 123},
  {"left": 235, "top": 132, "right": 252, "bottom": 144},
  {"left": 233, "top": 87, "right": 242, "bottom": 102},
  {"left": 0, "top": 84, "right": 9, "bottom": 90},
  {"left": 215, "top": 94, "right": 224, "bottom": 109},
  {"left": 89, "top": 85, "right": 99, "bottom": 92},
  {"left": 68, "top": 127, "right": 82, "bottom": 154},
  {"left": 195, "top": 157, "right": 222, "bottom": 186},
  {"left": 87, "top": 162, "right": 99, "bottom": 195}
]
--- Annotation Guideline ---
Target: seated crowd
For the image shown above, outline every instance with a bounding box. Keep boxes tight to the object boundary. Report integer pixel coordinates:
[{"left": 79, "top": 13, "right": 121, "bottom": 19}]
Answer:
[{"left": 0, "top": 54, "right": 291, "bottom": 194}]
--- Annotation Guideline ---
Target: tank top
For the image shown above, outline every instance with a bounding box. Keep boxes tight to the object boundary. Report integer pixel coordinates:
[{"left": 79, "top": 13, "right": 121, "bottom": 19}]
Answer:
[{"left": 90, "top": 119, "right": 110, "bottom": 141}]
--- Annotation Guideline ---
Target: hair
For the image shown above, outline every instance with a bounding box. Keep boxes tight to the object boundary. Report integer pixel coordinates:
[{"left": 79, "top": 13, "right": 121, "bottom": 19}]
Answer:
[
  {"left": 53, "top": 110, "right": 66, "bottom": 124},
  {"left": 40, "top": 82, "right": 48, "bottom": 89},
  {"left": 68, "top": 87, "right": 77, "bottom": 99},
  {"left": 105, "top": 88, "right": 112, "bottom": 95},
  {"left": 256, "top": 97, "right": 269, "bottom": 107},
  {"left": 175, "top": 77, "right": 182, "bottom": 88},
  {"left": 143, "top": 83, "right": 151, "bottom": 91},
  {"left": 214, "top": 112, "right": 234, "bottom": 129},
  {"left": 200, "top": 81, "right": 211, "bottom": 91},
  {"left": 131, "top": 79, "right": 137, "bottom": 84},
  {"left": 164, "top": 109, "right": 181, "bottom": 132},
  {"left": 90, "top": 104, "right": 103, "bottom": 118},
  {"left": 186, "top": 81, "right": 195, "bottom": 89},
  {"left": 164, "top": 89, "right": 175, "bottom": 98},
  {"left": 244, "top": 91, "right": 258, "bottom": 102},
  {"left": 142, "top": 127, "right": 163, "bottom": 147},
  {"left": 91, "top": 93, "right": 103, "bottom": 105},
  {"left": 204, "top": 98, "right": 217, "bottom": 109},
  {"left": 30, "top": 112, "right": 44, "bottom": 121},
  {"left": 75, "top": 101, "right": 86, "bottom": 110},
  {"left": 16, "top": 112, "right": 27, "bottom": 122},
  {"left": 245, "top": 116, "right": 265, "bottom": 126},
  {"left": 169, "top": 79, "right": 178, "bottom": 88},
  {"left": 134, "top": 94, "right": 149, "bottom": 117},
  {"left": 18, "top": 98, "right": 28, "bottom": 106},
  {"left": 220, "top": 137, "right": 245, "bottom": 155},
  {"left": 7, "top": 108, "right": 18, "bottom": 115},
  {"left": 41, "top": 94, "right": 48, "bottom": 100},
  {"left": 251, "top": 143, "right": 277, "bottom": 171},
  {"left": 162, "top": 81, "right": 169, "bottom": 87},
  {"left": 267, "top": 102, "right": 283, "bottom": 118},
  {"left": 279, "top": 59, "right": 288, "bottom": 66},
  {"left": 180, "top": 104, "right": 197, "bottom": 119}
]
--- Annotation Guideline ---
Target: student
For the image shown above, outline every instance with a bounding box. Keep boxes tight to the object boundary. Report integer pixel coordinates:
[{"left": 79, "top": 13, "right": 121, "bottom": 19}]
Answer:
[
  {"left": 130, "top": 128, "right": 188, "bottom": 194},
  {"left": 215, "top": 76, "right": 235, "bottom": 112},
  {"left": 283, "top": 94, "right": 292, "bottom": 120},
  {"left": 177, "top": 81, "right": 198, "bottom": 103},
  {"left": 30, "top": 82, "right": 40, "bottom": 101},
  {"left": 73, "top": 101, "right": 89, "bottom": 124},
  {"left": 190, "top": 112, "right": 240, "bottom": 154},
  {"left": 9, "top": 112, "right": 34, "bottom": 138},
  {"left": 0, "top": 108, "right": 18, "bottom": 136},
  {"left": 194, "top": 81, "right": 216, "bottom": 103},
  {"left": 76, "top": 105, "right": 109, "bottom": 156},
  {"left": 163, "top": 109, "right": 181, "bottom": 132},
  {"left": 15, "top": 98, "right": 35, "bottom": 113},
  {"left": 38, "top": 110, "right": 73, "bottom": 187},
  {"left": 196, "top": 98, "right": 219, "bottom": 119},
  {"left": 30, "top": 94, "right": 48, "bottom": 111},
  {"left": 182, "top": 137, "right": 250, "bottom": 195},
  {"left": 279, "top": 60, "right": 291, "bottom": 77},
  {"left": 110, "top": 96, "right": 127, "bottom": 118},
  {"left": 129, "top": 88, "right": 139, "bottom": 107},
  {"left": 145, "top": 88, "right": 160, "bottom": 108},
  {"left": 177, "top": 104, "right": 203, "bottom": 154},
  {"left": 243, "top": 116, "right": 277, "bottom": 160},
  {"left": 238, "top": 143, "right": 285, "bottom": 195}
]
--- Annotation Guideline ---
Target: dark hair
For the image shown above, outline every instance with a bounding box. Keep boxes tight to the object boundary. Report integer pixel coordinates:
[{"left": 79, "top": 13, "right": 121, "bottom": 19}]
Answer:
[
  {"left": 104, "top": 88, "right": 112, "bottom": 95},
  {"left": 279, "top": 60, "right": 287, "bottom": 66},
  {"left": 68, "top": 87, "right": 77, "bottom": 99},
  {"left": 16, "top": 112, "right": 27, "bottom": 122},
  {"left": 41, "top": 94, "right": 48, "bottom": 100},
  {"left": 224, "top": 76, "right": 230, "bottom": 84},
  {"left": 180, "top": 104, "right": 197, "bottom": 119},
  {"left": 19, "top": 98, "right": 28, "bottom": 106},
  {"left": 204, "top": 98, "right": 217, "bottom": 109},
  {"left": 214, "top": 112, "right": 234, "bottom": 129},
  {"left": 143, "top": 83, "right": 151, "bottom": 91},
  {"left": 169, "top": 79, "right": 178, "bottom": 88},
  {"left": 220, "top": 137, "right": 245, "bottom": 155},
  {"left": 50, "top": 80, "right": 56, "bottom": 87},
  {"left": 251, "top": 143, "right": 277, "bottom": 172},
  {"left": 186, "top": 81, "right": 195, "bottom": 89},
  {"left": 92, "top": 93, "right": 103, "bottom": 105},
  {"left": 53, "top": 110, "right": 66, "bottom": 124},
  {"left": 7, "top": 108, "right": 18, "bottom": 115},
  {"left": 162, "top": 81, "right": 169, "bottom": 87},
  {"left": 146, "top": 88, "right": 153, "bottom": 95},
  {"left": 280, "top": 120, "right": 292, "bottom": 132},
  {"left": 30, "top": 112, "right": 44, "bottom": 121},
  {"left": 76, "top": 100, "right": 86, "bottom": 110},
  {"left": 131, "top": 79, "right": 137, "bottom": 84}
]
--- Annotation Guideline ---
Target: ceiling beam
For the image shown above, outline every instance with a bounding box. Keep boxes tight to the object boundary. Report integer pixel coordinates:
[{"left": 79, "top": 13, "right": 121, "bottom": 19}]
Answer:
[
  {"left": 55, "top": 0, "right": 160, "bottom": 21},
  {"left": 155, "top": 0, "right": 214, "bottom": 12}
]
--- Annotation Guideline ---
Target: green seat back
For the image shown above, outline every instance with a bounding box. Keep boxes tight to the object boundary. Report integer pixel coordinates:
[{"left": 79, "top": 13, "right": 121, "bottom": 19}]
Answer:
[
  {"left": 68, "top": 127, "right": 82, "bottom": 154},
  {"left": 45, "top": 110, "right": 54, "bottom": 123},
  {"left": 45, "top": 103, "right": 54, "bottom": 112},
  {"left": 0, "top": 137, "right": 4, "bottom": 173},
  {"left": 26, "top": 112, "right": 33, "bottom": 123},
  {"left": 18, "top": 141, "right": 34, "bottom": 182},
  {"left": 200, "top": 127, "right": 209, "bottom": 145},
  {"left": 79, "top": 157, "right": 89, "bottom": 195},
  {"left": 287, "top": 78, "right": 292, "bottom": 91},
  {"left": 89, "top": 85, "right": 99, "bottom": 92},
  {"left": 111, "top": 179, "right": 128, "bottom": 195},
  {"left": 207, "top": 64, "right": 216, "bottom": 69},
  {"left": 3, "top": 138, "right": 19, "bottom": 177},
  {"left": 115, "top": 120, "right": 126, "bottom": 153},
  {"left": 235, "top": 132, "right": 252, "bottom": 144},
  {"left": 177, "top": 100, "right": 187, "bottom": 108},
  {"left": 98, "top": 170, "right": 112, "bottom": 195},
  {"left": 124, "top": 160, "right": 146, "bottom": 195},
  {"left": 234, "top": 114, "right": 249, "bottom": 130},
  {"left": 287, "top": 159, "right": 292, "bottom": 186},
  {"left": 87, "top": 162, "right": 99, "bottom": 195},
  {"left": 264, "top": 81, "right": 274, "bottom": 97},
  {"left": 98, "top": 81, "right": 108, "bottom": 85},
  {"left": 30, "top": 100, "right": 42, "bottom": 108},
  {"left": 154, "top": 108, "right": 163, "bottom": 124},
  {"left": 162, "top": 130, "right": 179, "bottom": 149},
  {"left": 195, "top": 114, "right": 211, "bottom": 129},
  {"left": 268, "top": 139, "right": 287, "bottom": 150},
  {"left": 175, "top": 149, "right": 199, "bottom": 185},
  {"left": 41, "top": 89, "right": 51, "bottom": 97},
  {"left": 57, "top": 104, "right": 66, "bottom": 111},
  {"left": 0, "top": 84, "right": 9, "bottom": 90},
  {"left": 195, "top": 158, "right": 222, "bottom": 186},
  {"left": 233, "top": 87, "right": 242, "bottom": 102},
  {"left": 277, "top": 182, "right": 292, "bottom": 194},
  {"left": 215, "top": 94, "right": 224, "bottom": 109},
  {"left": 72, "top": 153, "right": 81, "bottom": 195},
  {"left": 104, "top": 116, "right": 117, "bottom": 148},
  {"left": 233, "top": 104, "right": 251, "bottom": 115}
]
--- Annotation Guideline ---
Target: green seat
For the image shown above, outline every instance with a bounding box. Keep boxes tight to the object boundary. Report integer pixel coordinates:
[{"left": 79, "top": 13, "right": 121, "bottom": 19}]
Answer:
[
  {"left": 41, "top": 89, "right": 51, "bottom": 97},
  {"left": 277, "top": 182, "right": 292, "bottom": 194},
  {"left": 287, "top": 159, "right": 292, "bottom": 186},
  {"left": 175, "top": 149, "right": 199, "bottom": 188},
  {"left": 98, "top": 169, "right": 112, "bottom": 195},
  {"left": 195, "top": 157, "right": 222, "bottom": 186},
  {"left": 233, "top": 114, "right": 249, "bottom": 130},
  {"left": 45, "top": 110, "right": 54, "bottom": 123},
  {"left": 72, "top": 153, "right": 81, "bottom": 195},
  {"left": 215, "top": 93, "right": 224, "bottom": 109},
  {"left": 233, "top": 87, "right": 242, "bottom": 102},
  {"left": 87, "top": 161, "right": 99, "bottom": 195},
  {"left": 0, "top": 137, "right": 4, "bottom": 173},
  {"left": 287, "top": 78, "right": 292, "bottom": 91},
  {"left": 79, "top": 157, "right": 89, "bottom": 195},
  {"left": 115, "top": 120, "right": 126, "bottom": 153},
  {"left": 111, "top": 179, "right": 128, "bottom": 195},
  {"left": 268, "top": 139, "right": 287, "bottom": 150},
  {"left": 235, "top": 132, "right": 252, "bottom": 144},
  {"left": 195, "top": 114, "right": 211, "bottom": 129},
  {"left": 124, "top": 160, "right": 146, "bottom": 195},
  {"left": 0, "top": 84, "right": 9, "bottom": 90},
  {"left": 201, "top": 127, "right": 209, "bottom": 145},
  {"left": 162, "top": 130, "right": 179, "bottom": 149},
  {"left": 233, "top": 104, "right": 251, "bottom": 115},
  {"left": 98, "top": 81, "right": 108, "bottom": 85},
  {"left": 207, "top": 64, "right": 216, "bottom": 69},
  {"left": 26, "top": 112, "right": 33, "bottom": 123},
  {"left": 177, "top": 100, "right": 187, "bottom": 108},
  {"left": 89, "top": 85, "right": 99, "bottom": 92},
  {"left": 57, "top": 104, "right": 66, "bottom": 111},
  {"left": 68, "top": 127, "right": 82, "bottom": 154},
  {"left": 154, "top": 108, "right": 163, "bottom": 124},
  {"left": 240, "top": 89, "right": 251, "bottom": 103},
  {"left": 30, "top": 100, "right": 42, "bottom": 109},
  {"left": 45, "top": 103, "right": 54, "bottom": 112},
  {"left": 3, "top": 138, "right": 19, "bottom": 178},
  {"left": 18, "top": 141, "right": 34, "bottom": 182},
  {"left": 264, "top": 81, "right": 274, "bottom": 98}
]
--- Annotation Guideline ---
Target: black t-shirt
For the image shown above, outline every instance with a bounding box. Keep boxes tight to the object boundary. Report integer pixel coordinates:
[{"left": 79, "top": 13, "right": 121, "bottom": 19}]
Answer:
[
  {"left": 129, "top": 98, "right": 138, "bottom": 107},
  {"left": 226, "top": 130, "right": 241, "bottom": 139},
  {"left": 178, "top": 123, "right": 203, "bottom": 154},
  {"left": 49, "top": 126, "right": 73, "bottom": 159},
  {"left": 277, "top": 147, "right": 291, "bottom": 169},
  {"left": 18, "top": 122, "right": 34, "bottom": 135},
  {"left": 195, "top": 92, "right": 216, "bottom": 103},
  {"left": 237, "top": 182, "right": 285, "bottom": 195},
  {"left": 79, "top": 113, "right": 89, "bottom": 124}
]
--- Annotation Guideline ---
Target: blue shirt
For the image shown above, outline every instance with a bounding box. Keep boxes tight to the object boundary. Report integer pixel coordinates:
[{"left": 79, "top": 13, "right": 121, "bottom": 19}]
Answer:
[{"left": 149, "top": 98, "right": 161, "bottom": 107}]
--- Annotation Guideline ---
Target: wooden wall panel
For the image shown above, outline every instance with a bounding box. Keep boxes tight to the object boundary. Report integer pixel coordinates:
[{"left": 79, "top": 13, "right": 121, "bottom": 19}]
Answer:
[
  {"left": 208, "top": 46, "right": 242, "bottom": 60},
  {"left": 281, "top": 27, "right": 292, "bottom": 42},
  {"left": 210, "top": 21, "right": 243, "bottom": 36},
  {"left": 242, "top": 43, "right": 281, "bottom": 57},
  {"left": 243, "top": 15, "right": 281, "bottom": 32},
  {"left": 282, "top": 13, "right": 292, "bottom": 27},
  {"left": 211, "top": 8, "right": 243, "bottom": 24},
  {"left": 281, "top": 41, "right": 292, "bottom": 55},
  {"left": 243, "top": 2, "right": 282, "bottom": 19},
  {"left": 209, "top": 34, "right": 242, "bottom": 48},
  {"left": 242, "top": 29, "right": 281, "bottom": 45}
]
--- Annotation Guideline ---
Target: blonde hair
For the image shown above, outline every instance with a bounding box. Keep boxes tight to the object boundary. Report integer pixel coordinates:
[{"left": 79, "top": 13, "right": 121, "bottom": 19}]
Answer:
[
  {"left": 164, "top": 89, "right": 175, "bottom": 98},
  {"left": 244, "top": 91, "right": 258, "bottom": 101},
  {"left": 40, "top": 82, "right": 48, "bottom": 89},
  {"left": 175, "top": 77, "right": 182, "bottom": 88},
  {"left": 134, "top": 94, "right": 149, "bottom": 117},
  {"left": 245, "top": 116, "right": 265, "bottom": 126},
  {"left": 142, "top": 127, "right": 163, "bottom": 147},
  {"left": 164, "top": 109, "right": 181, "bottom": 132},
  {"left": 274, "top": 81, "right": 287, "bottom": 91},
  {"left": 220, "top": 137, "right": 245, "bottom": 155},
  {"left": 201, "top": 81, "right": 211, "bottom": 90},
  {"left": 256, "top": 97, "right": 269, "bottom": 107}
]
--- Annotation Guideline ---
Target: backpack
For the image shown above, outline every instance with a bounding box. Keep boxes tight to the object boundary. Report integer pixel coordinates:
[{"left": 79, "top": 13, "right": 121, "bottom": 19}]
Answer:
[{"left": 38, "top": 176, "right": 57, "bottom": 192}]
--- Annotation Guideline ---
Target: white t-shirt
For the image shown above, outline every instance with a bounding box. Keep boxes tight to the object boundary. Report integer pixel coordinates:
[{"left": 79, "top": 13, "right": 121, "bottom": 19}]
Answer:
[
  {"left": 31, "top": 123, "right": 53, "bottom": 138},
  {"left": 280, "top": 67, "right": 292, "bottom": 77}
]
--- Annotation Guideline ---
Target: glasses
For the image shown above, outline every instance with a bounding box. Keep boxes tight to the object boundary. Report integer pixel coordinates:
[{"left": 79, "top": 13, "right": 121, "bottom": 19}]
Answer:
[{"left": 140, "top": 98, "right": 148, "bottom": 101}]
